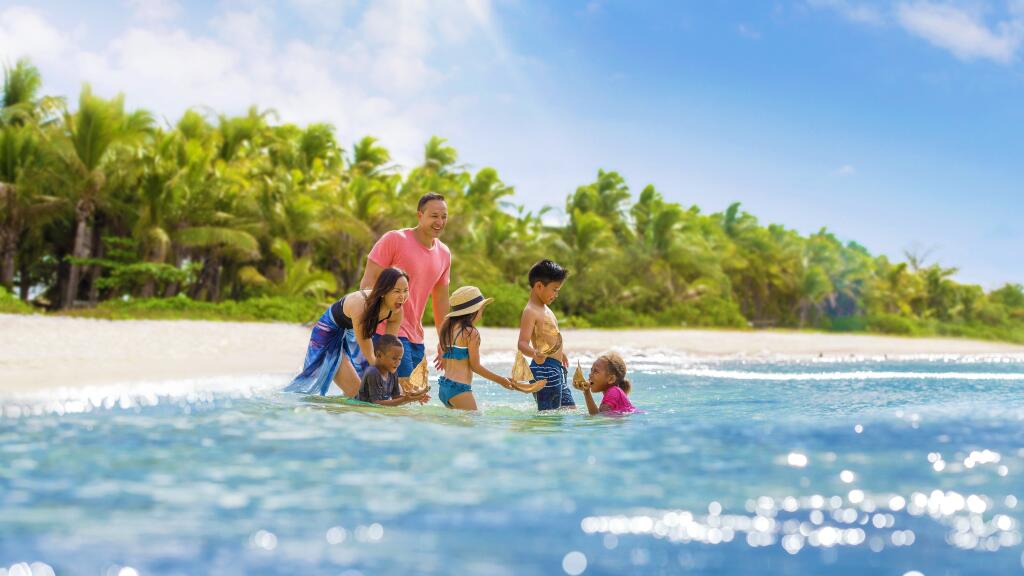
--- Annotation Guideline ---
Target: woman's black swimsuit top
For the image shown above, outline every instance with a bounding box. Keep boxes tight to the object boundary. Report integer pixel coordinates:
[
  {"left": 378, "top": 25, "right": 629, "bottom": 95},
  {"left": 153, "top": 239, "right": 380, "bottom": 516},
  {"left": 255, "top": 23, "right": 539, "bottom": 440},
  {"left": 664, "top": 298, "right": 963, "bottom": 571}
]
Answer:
[{"left": 330, "top": 294, "right": 393, "bottom": 332}]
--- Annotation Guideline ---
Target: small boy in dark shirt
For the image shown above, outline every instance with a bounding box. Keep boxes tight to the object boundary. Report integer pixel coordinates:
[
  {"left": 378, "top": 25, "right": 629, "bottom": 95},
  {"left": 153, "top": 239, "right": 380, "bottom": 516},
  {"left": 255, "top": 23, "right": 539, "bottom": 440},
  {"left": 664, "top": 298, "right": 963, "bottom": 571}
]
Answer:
[{"left": 358, "top": 335, "right": 429, "bottom": 406}]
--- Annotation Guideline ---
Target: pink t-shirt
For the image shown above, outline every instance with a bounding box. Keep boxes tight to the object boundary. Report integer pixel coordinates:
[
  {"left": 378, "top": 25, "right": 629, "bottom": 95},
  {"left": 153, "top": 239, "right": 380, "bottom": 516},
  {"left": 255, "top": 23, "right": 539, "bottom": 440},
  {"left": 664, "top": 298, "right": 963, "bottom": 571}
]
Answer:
[
  {"left": 600, "top": 386, "right": 636, "bottom": 414},
  {"left": 368, "top": 229, "right": 451, "bottom": 344}
]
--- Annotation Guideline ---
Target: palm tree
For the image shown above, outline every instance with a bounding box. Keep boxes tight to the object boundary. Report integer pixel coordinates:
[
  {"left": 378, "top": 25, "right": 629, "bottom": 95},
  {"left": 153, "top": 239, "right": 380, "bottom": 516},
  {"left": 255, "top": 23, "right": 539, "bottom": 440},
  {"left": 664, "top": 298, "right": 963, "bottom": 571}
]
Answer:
[
  {"left": 1, "top": 60, "right": 65, "bottom": 292},
  {"left": 423, "top": 135, "right": 458, "bottom": 175},
  {"left": 239, "top": 238, "right": 336, "bottom": 299},
  {"left": 0, "top": 125, "right": 63, "bottom": 289},
  {"left": 1, "top": 59, "right": 62, "bottom": 127},
  {"left": 569, "top": 170, "right": 633, "bottom": 242},
  {"left": 57, "top": 85, "right": 154, "bottom": 307},
  {"left": 351, "top": 136, "right": 391, "bottom": 176}
]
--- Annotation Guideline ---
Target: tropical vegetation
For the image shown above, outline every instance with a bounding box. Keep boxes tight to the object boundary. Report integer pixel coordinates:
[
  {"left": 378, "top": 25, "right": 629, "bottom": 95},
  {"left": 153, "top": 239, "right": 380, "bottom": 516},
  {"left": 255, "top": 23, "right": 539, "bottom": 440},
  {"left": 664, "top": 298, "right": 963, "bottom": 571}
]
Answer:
[{"left": 2, "top": 59, "right": 1023, "bottom": 342}]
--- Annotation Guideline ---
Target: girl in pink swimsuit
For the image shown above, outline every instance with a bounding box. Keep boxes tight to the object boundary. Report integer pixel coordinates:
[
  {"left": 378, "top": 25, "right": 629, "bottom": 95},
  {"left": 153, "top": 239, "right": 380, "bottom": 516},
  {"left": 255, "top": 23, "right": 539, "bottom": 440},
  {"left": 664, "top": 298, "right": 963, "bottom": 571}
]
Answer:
[{"left": 581, "top": 352, "right": 637, "bottom": 415}]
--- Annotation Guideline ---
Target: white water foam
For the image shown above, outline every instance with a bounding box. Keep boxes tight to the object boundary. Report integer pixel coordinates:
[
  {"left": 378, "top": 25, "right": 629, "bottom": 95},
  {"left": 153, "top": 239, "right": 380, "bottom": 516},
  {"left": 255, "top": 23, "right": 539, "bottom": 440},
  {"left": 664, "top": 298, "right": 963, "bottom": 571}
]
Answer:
[
  {"left": 648, "top": 369, "right": 1024, "bottom": 381},
  {"left": 0, "top": 373, "right": 287, "bottom": 418}
]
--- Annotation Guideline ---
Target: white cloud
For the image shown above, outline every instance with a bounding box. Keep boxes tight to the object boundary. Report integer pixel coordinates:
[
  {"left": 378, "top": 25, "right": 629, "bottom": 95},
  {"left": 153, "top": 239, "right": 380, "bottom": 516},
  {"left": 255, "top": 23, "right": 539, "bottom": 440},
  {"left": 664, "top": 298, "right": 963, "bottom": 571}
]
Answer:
[
  {"left": 807, "top": 0, "right": 885, "bottom": 26},
  {"left": 738, "top": 23, "right": 762, "bottom": 39},
  {"left": 124, "top": 0, "right": 181, "bottom": 22},
  {"left": 0, "top": 6, "right": 67, "bottom": 64},
  {"left": 0, "top": 1, "right": 503, "bottom": 166},
  {"left": 835, "top": 164, "right": 856, "bottom": 176},
  {"left": 896, "top": 1, "right": 1023, "bottom": 64}
]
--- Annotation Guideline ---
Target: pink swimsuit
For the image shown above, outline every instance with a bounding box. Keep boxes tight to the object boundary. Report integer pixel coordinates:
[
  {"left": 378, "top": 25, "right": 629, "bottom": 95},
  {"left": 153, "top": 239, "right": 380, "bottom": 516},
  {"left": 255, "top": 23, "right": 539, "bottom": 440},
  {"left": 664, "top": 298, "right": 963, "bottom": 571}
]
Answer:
[{"left": 600, "top": 386, "right": 636, "bottom": 414}]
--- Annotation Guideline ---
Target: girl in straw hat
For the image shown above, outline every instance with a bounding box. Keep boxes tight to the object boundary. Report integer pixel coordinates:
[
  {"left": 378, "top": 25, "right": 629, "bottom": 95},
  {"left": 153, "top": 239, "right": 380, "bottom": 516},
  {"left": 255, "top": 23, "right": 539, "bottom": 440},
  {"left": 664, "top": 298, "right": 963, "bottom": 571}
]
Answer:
[{"left": 437, "top": 286, "right": 515, "bottom": 410}]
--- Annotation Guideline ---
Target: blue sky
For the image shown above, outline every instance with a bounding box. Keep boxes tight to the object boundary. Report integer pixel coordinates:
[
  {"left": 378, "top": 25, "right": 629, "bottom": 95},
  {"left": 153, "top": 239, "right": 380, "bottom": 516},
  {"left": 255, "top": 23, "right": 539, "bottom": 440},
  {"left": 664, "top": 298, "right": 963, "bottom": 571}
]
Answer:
[{"left": 1, "top": 0, "right": 1022, "bottom": 287}]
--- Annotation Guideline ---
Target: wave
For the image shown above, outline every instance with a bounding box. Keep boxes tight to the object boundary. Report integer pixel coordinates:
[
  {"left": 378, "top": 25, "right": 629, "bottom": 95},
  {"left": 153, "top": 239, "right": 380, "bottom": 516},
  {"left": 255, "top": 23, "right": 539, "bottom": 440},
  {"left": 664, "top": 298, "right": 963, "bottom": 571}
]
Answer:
[{"left": 662, "top": 369, "right": 1024, "bottom": 381}]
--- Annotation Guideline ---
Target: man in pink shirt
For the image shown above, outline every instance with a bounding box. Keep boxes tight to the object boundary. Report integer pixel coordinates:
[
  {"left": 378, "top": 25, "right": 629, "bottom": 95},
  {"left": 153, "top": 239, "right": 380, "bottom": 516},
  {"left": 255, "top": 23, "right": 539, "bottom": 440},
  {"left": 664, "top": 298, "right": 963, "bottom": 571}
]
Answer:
[{"left": 356, "top": 193, "right": 452, "bottom": 387}]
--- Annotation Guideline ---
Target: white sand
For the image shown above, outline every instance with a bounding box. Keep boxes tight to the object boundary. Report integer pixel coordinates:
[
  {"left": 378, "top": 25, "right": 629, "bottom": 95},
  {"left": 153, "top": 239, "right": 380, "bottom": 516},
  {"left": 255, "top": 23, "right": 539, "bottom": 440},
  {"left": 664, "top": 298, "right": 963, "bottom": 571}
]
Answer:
[{"left": 2, "top": 314, "right": 1023, "bottom": 394}]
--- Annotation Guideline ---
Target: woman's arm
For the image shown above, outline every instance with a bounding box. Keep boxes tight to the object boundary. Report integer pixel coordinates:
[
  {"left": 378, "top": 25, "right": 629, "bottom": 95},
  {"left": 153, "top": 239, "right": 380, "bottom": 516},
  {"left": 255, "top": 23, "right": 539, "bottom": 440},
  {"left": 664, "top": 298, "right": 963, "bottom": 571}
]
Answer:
[
  {"left": 468, "top": 329, "right": 513, "bottom": 389},
  {"left": 345, "top": 293, "right": 376, "bottom": 362}
]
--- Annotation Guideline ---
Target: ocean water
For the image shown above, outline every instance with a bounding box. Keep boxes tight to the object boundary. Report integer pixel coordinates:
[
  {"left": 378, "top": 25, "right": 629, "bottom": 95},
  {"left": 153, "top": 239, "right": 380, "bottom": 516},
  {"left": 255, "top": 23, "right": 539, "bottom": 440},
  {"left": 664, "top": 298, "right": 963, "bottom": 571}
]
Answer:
[{"left": 2, "top": 354, "right": 1024, "bottom": 575}]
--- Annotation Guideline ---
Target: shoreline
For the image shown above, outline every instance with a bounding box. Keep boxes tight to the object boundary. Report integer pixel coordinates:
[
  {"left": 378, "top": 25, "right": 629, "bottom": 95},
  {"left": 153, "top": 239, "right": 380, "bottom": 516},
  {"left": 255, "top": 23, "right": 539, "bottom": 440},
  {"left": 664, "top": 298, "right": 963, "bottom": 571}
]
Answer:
[{"left": 2, "top": 314, "right": 1023, "bottom": 395}]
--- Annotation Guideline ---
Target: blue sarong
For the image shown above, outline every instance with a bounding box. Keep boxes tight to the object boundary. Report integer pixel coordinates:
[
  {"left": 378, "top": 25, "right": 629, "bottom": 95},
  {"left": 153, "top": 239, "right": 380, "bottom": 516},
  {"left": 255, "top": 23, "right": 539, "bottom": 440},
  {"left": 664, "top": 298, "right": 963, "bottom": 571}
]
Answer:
[{"left": 284, "top": 307, "right": 359, "bottom": 396}]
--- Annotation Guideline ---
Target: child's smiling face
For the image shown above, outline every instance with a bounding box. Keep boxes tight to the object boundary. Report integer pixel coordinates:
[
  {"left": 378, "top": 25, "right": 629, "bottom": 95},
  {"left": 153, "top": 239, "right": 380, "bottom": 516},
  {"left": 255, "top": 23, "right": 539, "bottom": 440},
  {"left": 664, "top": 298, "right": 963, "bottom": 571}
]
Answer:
[
  {"left": 588, "top": 358, "right": 614, "bottom": 392},
  {"left": 376, "top": 344, "right": 404, "bottom": 374},
  {"left": 535, "top": 280, "right": 563, "bottom": 305}
]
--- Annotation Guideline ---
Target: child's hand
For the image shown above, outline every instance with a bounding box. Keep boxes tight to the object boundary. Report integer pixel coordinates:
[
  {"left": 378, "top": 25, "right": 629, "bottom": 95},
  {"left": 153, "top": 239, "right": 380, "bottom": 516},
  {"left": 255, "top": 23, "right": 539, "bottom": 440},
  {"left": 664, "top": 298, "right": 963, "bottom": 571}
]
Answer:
[
  {"left": 416, "top": 393, "right": 430, "bottom": 404},
  {"left": 500, "top": 376, "right": 515, "bottom": 390},
  {"left": 560, "top": 352, "right": 569, "bottom": 368}
]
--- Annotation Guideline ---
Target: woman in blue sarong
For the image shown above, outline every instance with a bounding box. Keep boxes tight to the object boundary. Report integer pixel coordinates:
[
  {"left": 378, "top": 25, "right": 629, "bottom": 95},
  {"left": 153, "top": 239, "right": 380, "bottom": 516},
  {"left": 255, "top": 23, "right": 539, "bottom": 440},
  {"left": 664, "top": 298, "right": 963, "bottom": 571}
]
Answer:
[{"left": 285, "top": 267, "right": 409, "bottom": 397}]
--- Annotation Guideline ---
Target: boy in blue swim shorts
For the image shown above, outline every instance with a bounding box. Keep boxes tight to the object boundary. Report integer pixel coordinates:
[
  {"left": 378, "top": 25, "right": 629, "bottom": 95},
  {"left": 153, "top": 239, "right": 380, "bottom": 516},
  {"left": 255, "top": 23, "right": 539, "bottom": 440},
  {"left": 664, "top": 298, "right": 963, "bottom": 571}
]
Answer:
[{"left": 516, "top": 259, "right": 575, "bottom": 411}]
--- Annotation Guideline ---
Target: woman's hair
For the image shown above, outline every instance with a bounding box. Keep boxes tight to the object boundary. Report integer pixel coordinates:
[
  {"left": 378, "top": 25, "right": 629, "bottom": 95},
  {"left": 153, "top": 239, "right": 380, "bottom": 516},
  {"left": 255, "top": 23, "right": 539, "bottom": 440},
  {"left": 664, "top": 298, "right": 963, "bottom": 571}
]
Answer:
[
  {"left": 598, "top": 352, "right": 631, "bottom": 395},
  {"left": 439, "top": 311, "right": 477, "bottom": 355},
  {"left": 361, "top": 267, "right": 409, "bottom": 340}
]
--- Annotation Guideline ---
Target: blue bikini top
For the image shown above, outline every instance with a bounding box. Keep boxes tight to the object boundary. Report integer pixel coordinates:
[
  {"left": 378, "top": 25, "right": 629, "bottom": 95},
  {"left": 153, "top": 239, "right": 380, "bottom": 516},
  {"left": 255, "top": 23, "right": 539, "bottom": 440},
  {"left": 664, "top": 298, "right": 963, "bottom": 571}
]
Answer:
[
  {"left": 442, "top": 346, "right": 470, "bottom": 360},
  {"left": 441, "top": 327, "right": 471, "bottom": 360}
]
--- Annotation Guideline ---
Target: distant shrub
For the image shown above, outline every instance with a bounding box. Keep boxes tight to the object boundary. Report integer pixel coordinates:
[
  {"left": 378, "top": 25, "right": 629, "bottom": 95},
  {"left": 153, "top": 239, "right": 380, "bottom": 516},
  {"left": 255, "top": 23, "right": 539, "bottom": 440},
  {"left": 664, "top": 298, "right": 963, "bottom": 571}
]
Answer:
[
  {"left": 64, "top": 295, "right": 324, "bottom": 323},
  {"left": 866, "top": 314, "right": 919, "bottom": 336},
  {"left": 0, "top": 286, "right": 34, "bottom": 314},
  {"left": 652, "top": 297, "right": 747, "bottom": 328},
  {"left": 827, "top": 316, "right": 868, "bottom": 332},
  {"left": 475, "top": 282, "right": 530, "bottom": 327},
  {"left": 560, "top": 315, "right": 591, "bottom": 329},
  {"left": 586, "top": 306, "right": 656, "bottom": 328}
]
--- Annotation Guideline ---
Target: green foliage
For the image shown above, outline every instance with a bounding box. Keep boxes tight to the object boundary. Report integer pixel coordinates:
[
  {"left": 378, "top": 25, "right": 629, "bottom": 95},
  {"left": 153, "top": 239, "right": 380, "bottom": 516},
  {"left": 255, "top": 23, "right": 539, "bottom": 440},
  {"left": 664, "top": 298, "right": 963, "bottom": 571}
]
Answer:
[
  {"left": 67, "top": 237, "right": 193, "bottom": 297},
  {"left": 867, "top": 314, "right": 921, "bottom": 336},
  {"left": 0, "top": 285, "right": 33, "bottom": 314},
  {"left": 4, "top": 57, "right": 1023, "bottom": 343},
  {"left": 475, "top": 282, "right": 529, "bottom": 328},
  {"left": 65, "top": 294, "right": 323, "bottom": 323}
]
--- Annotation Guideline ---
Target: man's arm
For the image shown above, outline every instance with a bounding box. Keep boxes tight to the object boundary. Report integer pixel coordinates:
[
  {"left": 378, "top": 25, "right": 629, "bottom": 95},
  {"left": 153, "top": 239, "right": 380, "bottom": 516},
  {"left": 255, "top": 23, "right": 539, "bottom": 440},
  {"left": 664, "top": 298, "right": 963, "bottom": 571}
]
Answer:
[
  {"left": 431, "top": 282, "right": 450, "bottom": 337},
  {"left": 430, "top": 282, "right": 450, "bottom": 370},
  {"left": 360, "top": 258, "right": 385, "bottom": 290}
]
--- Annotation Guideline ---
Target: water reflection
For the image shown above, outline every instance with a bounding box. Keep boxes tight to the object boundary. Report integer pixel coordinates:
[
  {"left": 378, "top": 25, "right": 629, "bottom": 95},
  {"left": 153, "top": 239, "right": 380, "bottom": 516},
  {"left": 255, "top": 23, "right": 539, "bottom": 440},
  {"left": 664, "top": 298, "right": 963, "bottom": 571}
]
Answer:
[{"left": 1, "top": 357, "right": 1023, "bottom": 574}]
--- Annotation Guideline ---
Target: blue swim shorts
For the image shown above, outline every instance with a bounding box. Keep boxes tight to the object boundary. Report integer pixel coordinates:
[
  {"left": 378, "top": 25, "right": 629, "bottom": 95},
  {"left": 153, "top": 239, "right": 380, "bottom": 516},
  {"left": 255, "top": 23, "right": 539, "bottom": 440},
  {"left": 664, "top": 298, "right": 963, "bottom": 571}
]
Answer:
[{"left": 530, "top": 357, "right": 576, "bottom": 410}]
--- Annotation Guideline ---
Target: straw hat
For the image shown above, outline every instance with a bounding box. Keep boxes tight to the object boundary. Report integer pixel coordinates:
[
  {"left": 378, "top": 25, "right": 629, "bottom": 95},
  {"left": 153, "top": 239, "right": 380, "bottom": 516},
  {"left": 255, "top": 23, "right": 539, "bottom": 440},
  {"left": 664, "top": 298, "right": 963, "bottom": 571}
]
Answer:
[{"left": 445, "top": 286, "right": 493, "bottom": 318}]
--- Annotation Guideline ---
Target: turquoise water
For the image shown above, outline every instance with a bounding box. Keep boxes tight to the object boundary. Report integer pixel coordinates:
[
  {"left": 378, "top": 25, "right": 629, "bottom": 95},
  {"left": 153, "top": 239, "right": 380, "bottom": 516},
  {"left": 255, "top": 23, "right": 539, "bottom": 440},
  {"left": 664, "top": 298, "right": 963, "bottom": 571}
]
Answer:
[{"left": 2, "top": 355, "right": 1024, "bottom": 575}]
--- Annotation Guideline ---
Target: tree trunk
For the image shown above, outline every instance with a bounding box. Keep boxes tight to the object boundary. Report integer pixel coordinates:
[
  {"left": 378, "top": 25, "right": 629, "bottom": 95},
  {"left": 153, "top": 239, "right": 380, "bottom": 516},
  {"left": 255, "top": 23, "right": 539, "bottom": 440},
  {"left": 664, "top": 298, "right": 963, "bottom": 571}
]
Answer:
[
  {"left": 163, "top": 246, "right": 181, "bottom": 297},
  {"left": 209, "top": 255, "right": 222, "bottom": 302},
  {"left": 87, "top": 219, "right": 104, "bottom": 306},
  {"left": 0, "top": 182, "right": 16, "bottom": 290},
  {"left": 62, "top": 198, "right": 94, "bottom": 309},
  {"left": 0, "top": 227, "right": 14, "bottom": 291},
  {"left": 19, "top": 258, "right": 30, "bottom": 301}
]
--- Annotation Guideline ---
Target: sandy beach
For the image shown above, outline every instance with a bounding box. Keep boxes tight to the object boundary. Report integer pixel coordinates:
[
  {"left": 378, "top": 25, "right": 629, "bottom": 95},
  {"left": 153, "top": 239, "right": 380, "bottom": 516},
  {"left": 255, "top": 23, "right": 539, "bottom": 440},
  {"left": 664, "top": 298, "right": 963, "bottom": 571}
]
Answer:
[{"left": 2, "top": 314, "right": 1023, "bottom": 394}]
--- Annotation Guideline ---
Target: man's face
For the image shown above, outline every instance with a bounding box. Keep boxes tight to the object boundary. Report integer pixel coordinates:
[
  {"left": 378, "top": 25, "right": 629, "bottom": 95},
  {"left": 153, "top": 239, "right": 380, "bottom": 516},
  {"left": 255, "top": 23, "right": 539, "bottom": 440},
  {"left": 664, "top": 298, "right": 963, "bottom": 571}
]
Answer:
[
  {"left": 378, "top": 345, "right": 404, "bottom": 373},
  {"left": 418, "top": 200, "right": 448, "bottom": 238}
]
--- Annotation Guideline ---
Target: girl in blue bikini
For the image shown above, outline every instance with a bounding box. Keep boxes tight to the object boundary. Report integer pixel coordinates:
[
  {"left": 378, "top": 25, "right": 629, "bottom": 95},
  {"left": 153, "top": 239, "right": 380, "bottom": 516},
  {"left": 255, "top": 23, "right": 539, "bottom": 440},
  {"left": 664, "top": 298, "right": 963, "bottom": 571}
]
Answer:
[{"left": 437, "top": 286, "right": 515, "bottom": 410}]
